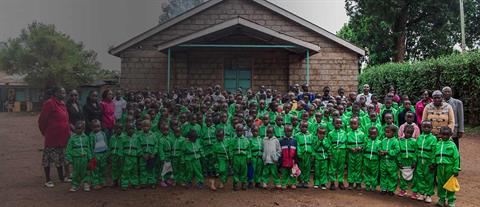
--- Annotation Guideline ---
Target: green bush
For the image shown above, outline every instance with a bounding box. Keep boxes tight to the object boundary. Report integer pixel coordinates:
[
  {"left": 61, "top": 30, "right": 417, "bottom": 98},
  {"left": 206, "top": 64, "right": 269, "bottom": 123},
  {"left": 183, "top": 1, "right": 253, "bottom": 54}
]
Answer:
[{"left": 359, "top": 50, "right": 480, "bottom": 125}]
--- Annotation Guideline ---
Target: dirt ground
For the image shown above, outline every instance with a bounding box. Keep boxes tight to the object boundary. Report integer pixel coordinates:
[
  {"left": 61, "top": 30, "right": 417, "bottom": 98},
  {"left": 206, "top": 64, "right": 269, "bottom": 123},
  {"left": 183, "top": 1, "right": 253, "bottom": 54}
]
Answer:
[{"left": 0, "top": 113, "right": 479, "bottom": 207}]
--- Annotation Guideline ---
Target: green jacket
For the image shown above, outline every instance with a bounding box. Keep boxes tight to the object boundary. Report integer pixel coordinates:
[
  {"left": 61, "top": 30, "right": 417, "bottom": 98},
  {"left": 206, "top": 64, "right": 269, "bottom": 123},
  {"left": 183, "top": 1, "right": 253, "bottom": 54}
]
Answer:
[
  {"left": 363, "top": 138, "right": 381, "bottom": 161},
  {"left": 327, "top": 129, "right": 347, "bottom": 149},
  {"left": 170, "top": 135, "right": 186, "bottom": 159},
  {"left": 416, "top": 133, "right": 437, "bottom": 161},
  {"left": 139, "top": 131, "right": 158, "bottom": 155},
  {"left": 380, "top": 137, "right": 399, "bottom": 160},
  {"left": 434, "top": 139, "right": 461, "bottom": 173},
  {"left": 308, "top": 119, "right": 328, "bottom": 135},
  {"left": 156, "top": 132, "right": 171, "bottom": 161},
  {"left": 230, "top": 135, "right": 251, "bottom": 159},
  {"left": 213, "top": 138, "right": 231, "bottom": 160},
  {"left": 249, "top": 136, "right": 263, "bottom": 157},
  {"left": 109, "top": 133, "right": 124, "bottom": 156},
  {"left": 201, "top": 124, "right": 217, "bottom": 152},
  {"left": 397, "top": 137, "right": 417, "bottom": 161},
  {"left": 313, "top": 138, "right": 330, "bottom": 160},
  {"left": 183, "top": 139, "right": 203, "bottom": 161},
  {"left": 121, "top": 134, "right": 140, "bottom": 156},
  {"left": 294, "top": 131, "right": 314, "bottom": 155},
  {"left": 65, "top": 133, "right": 92, "bottom": 162},
  {"left": 346, "top": 129, "right": 366, "bottom": 150},
  {"left": 259, "top": 124, "right": 270, "bottom": 138},
  {"left": 273, "top": 125, "right": 285, "bottom": 138}
]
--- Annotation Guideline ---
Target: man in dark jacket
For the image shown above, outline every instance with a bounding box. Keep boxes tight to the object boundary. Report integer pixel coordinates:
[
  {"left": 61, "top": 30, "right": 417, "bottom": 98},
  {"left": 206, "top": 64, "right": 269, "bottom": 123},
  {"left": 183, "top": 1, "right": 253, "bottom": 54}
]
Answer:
[{"left": 443, "top": 87, "right": 464, "bottom": 149}]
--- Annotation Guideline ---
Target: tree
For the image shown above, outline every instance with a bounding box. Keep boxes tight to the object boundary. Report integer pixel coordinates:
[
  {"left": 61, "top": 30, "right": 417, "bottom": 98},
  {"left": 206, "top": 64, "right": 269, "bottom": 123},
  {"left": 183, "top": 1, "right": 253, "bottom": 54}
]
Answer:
[
  {"left": 0, "top": 22, "right": 103, "bottom": 89},
  {"left": 338, "top": 0, "right": 480, "bottom": 65},
  {"left": 159, "top": 0, "right": 207, "bottom": 23}
]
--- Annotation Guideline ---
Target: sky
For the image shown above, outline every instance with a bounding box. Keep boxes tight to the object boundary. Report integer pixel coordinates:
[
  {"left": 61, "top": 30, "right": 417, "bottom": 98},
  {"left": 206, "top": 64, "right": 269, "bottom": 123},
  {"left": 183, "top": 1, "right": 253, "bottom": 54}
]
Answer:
[{"left": 0, "top": 0, "right": 348, "bottom": 71}]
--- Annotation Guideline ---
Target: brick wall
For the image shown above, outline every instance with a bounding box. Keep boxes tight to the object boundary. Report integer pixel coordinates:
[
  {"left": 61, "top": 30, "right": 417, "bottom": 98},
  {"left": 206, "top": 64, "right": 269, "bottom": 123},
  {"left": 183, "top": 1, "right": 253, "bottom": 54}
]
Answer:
[{"left": 118, "top": 0, "right": 360, "bottom": 93}]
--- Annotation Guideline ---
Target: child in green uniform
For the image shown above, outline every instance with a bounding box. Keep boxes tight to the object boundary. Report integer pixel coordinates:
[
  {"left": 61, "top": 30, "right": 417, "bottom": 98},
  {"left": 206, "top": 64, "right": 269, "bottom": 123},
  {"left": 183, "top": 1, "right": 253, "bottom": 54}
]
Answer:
[
  {"left": 413, "top": 121, "right": 437, "bottom": 203},
  {"left": 434, "top": 127, "right": 460, "bottom": 207},
  {"left": 170, "top": 126, "right": 186, "bottom": 186},
  {"left": 363, "top": 127, "right": 381, "bottom": 191},
  {"left": 261, "top": 126, "right": 281, "bottom": 189},
  {"left": 89, "top": 119, "right": 109, "bottom": 190},
  {"left": 346, "top": 117, "right": 365, "bottom": 190},
  {"left": 65, "top": 121, "right": 92, "bottom": 192},
  {"left": 120, "top": 124, "right": 140, "bottom": 190},
  {"left": 397, "top": 125, "right": 417, "bottom": 197},
  {"left": 156, "top": 123, "right": 172, "bottom": 187},
  {"left": 230, "top": 124, "right": 251, "bottom": 191},
  {"left": 201, "top": 116, "right": 217, "bottom": 177},
  {"left": 273, "top": 116, "right": 285, "bottom": 138},
  {"left": 109, "top": 123, "right": 124, "bottom": 187},
  {"left": 249, "top": 125, "right": 263, "bottom": 188},
  {"left": 313, "top": 126, "right": 330, "bottom": 190},
  {"left": 211, "top": 128, "right": 230, "bottom": 190},
  {"left": 362, "top": 112, "right": 382, "bottom": 137},
  {"left": 139, "top": 120, "right": 158, "bottom": 188},
  {"left": 294, "top": 121, "right": 314, "bottom": 188},
  {"left": 327, "top": 118, "right": 347, "bottom": 190},
  {"left": 379, "top": 125, "right": 400, "bottom": 196},
  {"left": 309, "top": 111, "right": 328, "bottom": 136},
  {"left": 259, "top": 114, "right": 270, "bottom": 138},
  {"left": 183, "top": 130, "right": 204, "bottom": 189}
]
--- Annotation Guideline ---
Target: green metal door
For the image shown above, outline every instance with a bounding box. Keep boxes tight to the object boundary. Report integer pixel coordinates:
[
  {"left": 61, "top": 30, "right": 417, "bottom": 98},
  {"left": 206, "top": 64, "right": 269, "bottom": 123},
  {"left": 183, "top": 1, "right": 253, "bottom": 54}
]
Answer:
[{"left": 224, "top": 69, "right": 251, "bottom": 92}]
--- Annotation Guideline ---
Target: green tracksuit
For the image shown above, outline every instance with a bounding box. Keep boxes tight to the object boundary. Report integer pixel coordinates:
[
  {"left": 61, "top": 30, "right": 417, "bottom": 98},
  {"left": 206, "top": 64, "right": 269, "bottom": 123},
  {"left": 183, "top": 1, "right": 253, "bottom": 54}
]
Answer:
[
  {"left": 363, "top": 138, "right": 381, "bottom": 190},
  {"left": 230, "top": 135, "right": 251, "bottom": 184},
  {"left": 308, "top": 120, "right": 328, "bottom": 136},
  {"left": 379, "top": 137, "right": 399, "bottom": 192},
  {"left": 139, "top": 131, "right": 158, "bottom": 185},
  {"left": 346, "top": 130, "right": 365, "bottom": 184},
  {"left": 65, "top": 133, "right": 92, "bottom": 188},
  {"left": 120, "top": 134, "right": 140, "bottom": 188},
  {"left": 156, "top": 132, "right": 171, "bottom": 181},
  {"left": 90, "top": 131, "right": 109, "bottom": 186},
  {"left": 435, "top": 139, "right": 460, "bottom": 205},
  {"left": 183, "top": 139, "right": 204, "bottom": 184},
  {"left": 213, "top": 138, "right": 231, "bottom": 184},
  {"left": 274, "top": 125, "right": 285, "bottom": 138},
  {"left": 250, "top": 136, "right": 263, "bottom": 184},
  {"left": 201, "top": 125, "right": 217, "bottom": 176},
  {"left": 397, "top": 137, "right": 417, "bottom": 190},
  {"left": 361, "top": 119, "right": 382, "bottom": 136},
  {"left": 109, "top": 133, "right": 124, "bottom": 183},
  {"left": 259, "top": 124, "right": 269, "bottom": 138},
  {"left": 216, "top": 123, "right": 233, "bottom": 138},
  {"left": 327, "top": 129, "right": 347, "bottom": 183},
  {"left": 413, "top": 133, "right": 437, "bottom": 196},
  {"left": 181, "top": 123, "right": 202, "bottom": 137},
  {"left": 170, "top": 135, "right": 186, "bottom": 184},
  {"left": 313, "top": 138, "right": 330, "bottom": 186},
  {"left": 294, "top": 131, "right": 314, "bottom": 184}
]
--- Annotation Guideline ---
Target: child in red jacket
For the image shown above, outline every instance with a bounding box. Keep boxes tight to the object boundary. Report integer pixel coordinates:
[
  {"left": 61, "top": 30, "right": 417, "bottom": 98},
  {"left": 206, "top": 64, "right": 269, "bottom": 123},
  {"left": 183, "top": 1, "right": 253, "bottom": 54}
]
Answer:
[{"left": 279, "top": 125, "right": 298, "bottom": 189}]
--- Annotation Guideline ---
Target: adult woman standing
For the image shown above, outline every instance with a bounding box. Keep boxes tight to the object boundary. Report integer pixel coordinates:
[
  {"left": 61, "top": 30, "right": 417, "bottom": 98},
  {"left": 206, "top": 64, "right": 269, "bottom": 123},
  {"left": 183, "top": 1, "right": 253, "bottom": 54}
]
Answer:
[
  {"left": 38, "top": 87, "right": 70, "bottom": 187},
  {"left": 83, "top": 91, "right": 102, "bottom": 134},
  {"left": 422, "top": 90, "right": 455, "bottom": 136},
  {"left": 415, "top": 90, "right": 432, "bottom": 124},
  {"left": 100, "top": 89, "right": 115, "bottom": 138},
  {"left": 66, "top": 90, "right": 84, "bottom": 130}
]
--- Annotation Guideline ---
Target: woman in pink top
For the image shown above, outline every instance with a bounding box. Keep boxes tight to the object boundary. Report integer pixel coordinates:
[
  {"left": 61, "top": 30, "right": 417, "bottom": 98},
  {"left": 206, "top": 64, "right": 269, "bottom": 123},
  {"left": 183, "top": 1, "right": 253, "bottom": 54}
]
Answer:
[
  {"left": 100, "top": 89, "right": 115, "bottom": 138},
  {"left": 415, "top": 90, "right": 432, "bottom": 123}
]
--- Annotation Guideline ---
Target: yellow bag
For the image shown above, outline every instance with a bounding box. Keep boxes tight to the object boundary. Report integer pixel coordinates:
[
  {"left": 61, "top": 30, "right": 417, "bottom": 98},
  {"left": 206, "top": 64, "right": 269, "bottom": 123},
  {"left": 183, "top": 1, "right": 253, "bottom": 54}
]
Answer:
[{"left": 443, "top": 176, "right": 460, "bottom": 192}]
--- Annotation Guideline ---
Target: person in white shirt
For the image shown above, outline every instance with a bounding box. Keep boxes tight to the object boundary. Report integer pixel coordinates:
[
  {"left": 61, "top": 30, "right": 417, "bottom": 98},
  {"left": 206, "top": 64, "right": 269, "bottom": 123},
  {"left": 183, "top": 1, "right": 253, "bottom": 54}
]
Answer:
[{"left": 113, "top": 90, "right": 127, "bottom": 120}]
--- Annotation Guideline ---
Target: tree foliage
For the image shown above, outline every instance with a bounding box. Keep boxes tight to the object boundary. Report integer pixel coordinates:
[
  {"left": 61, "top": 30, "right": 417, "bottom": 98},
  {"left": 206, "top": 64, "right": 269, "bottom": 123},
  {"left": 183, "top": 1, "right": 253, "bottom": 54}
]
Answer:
[
  {"left": 338, "top": 0, "right": 480, "bottom": 65},
  {"left": 0, "top": 22, "right": 103, "bottom": 89},
  {"left": 159, "top": 0, "right": 207, "bottom": 23}
]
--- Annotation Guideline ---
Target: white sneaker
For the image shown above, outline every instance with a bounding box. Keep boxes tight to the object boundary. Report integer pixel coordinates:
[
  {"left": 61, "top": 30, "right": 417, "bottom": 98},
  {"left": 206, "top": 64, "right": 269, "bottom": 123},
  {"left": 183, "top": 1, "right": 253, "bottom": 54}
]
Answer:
[
  {"left": 425, "top": 196, "right": 432, "bottom": 203},
  {"left": 261, "top": 183, "right": 268, "bottom": 189},
  {"left": 64, "top": 177, "right": 72, "bottom": 183},
  {"left": 313, "top": 185, "right": 319, "bottom": 189},
  {"left": 83, "top": 183, "right": 91, "bottom": 192},
  {"left": 44, "top": 181, "right": 54, "bottom": 188},
  {"left": 417, "top": 194, "right": 425, "bottom": 201},
  {"left": 69, "top": 186, "right": 78, "bottom": 192}
]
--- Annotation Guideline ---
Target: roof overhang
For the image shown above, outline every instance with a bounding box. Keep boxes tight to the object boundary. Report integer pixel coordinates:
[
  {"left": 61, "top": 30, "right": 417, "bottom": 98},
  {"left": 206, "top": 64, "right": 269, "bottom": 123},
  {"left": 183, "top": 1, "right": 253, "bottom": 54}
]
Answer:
[{"left": 156, "top": 17, "right": 321, "bottom": 53}]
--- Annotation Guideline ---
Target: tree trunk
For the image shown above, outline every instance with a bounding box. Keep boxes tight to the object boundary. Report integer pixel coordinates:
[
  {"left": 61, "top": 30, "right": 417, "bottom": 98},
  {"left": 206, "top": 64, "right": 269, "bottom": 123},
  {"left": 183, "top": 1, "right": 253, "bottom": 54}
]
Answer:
[{"left": 392, "top": 4, "right": 409, "bottom": 62}]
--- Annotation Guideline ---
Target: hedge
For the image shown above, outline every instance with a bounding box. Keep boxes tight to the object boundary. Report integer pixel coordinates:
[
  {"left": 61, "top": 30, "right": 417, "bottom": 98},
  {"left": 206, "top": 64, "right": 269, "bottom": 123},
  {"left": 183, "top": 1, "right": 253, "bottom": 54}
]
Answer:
[{"left": 359, "top": 50, "right": 480, "bottom": 125}]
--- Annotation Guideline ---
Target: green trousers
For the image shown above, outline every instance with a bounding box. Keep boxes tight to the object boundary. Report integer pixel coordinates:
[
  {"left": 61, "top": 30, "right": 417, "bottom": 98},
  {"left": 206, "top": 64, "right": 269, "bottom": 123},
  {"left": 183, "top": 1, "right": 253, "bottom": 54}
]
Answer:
[
  {"left": 111, "top": 155, "right": 123, "bottom": 182},
  {"left": 262, "top": 163, "right": 280, "bottom": 185},
  {"left": 71, "top": 156, "right": 89, "bottom": 188},
  {"left": 216, "top": 158, "right": 228, "bottom": 184},
  {"left": 398, "top": 158, "right": 415, "bottom": 191},
  {"left": 413, "top": 158, "right": 435, "bottom": 196},
  {"left": 172, "top": 157, "right": 185, "bottom": 184},
  {"left": 92, "top": 153, "right": 108, "bottom": 186},
  {"left": 139, "top": 158, "right": 157, "bottom": 185},
  {"left": 185, "top": 159, "right": 204, "bottom": 184},
  {"left": 202, "top": 152, "right": 215, "bottom": 175},
  {"left": 314, "top": 159, "right": 328, "bottom": 186},
  {"left": 232, "top": 155, "right": 248, "bottom": 183},
  {"left": 362, "top": 158, "right": 379, "bottom": 190},
  {"left": 329, "top": 149, "right": 346, "bottom": 182},
  {"left": 347, "top": 152, "right": 363, "bottom": 183},
  {"left": 281, "top": 167, "right": 297, "bottom": 187},
  {"left": 121, "top": 155, "right": 139, "bottom": 188},
  {"left": 298, "top": 153, "right": 312, "bottom": 183},
  {"left": 251, "top": 156, "right": 263, "bottom": 183},
  {"left": 380, "top": 158, "right": 397, "bottom": 192},
  {"left": 437, "top": 164, "right": 456, "bottom": 205}
]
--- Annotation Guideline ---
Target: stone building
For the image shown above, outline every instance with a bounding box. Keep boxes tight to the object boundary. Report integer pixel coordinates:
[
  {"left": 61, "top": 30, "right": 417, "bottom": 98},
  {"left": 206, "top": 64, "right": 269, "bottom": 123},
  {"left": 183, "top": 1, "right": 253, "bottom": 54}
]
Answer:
[{"left": 109, "top": 0, "right": 365, "bottom": 93}]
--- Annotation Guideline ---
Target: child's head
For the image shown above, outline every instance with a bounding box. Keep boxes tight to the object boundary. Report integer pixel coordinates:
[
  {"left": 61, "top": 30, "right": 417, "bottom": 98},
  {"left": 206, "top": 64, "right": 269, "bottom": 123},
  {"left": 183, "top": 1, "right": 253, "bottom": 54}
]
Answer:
[
  {"left": 316, "top": 126, "right": 326, "bottom": 140},
  {"left": 74, "top": 121, "right": 85, "bottom": 135},
  {"left": 352, "top": 102, "right": 361, "bottom": 113},
  {"left": 187, "top": 129, "right": 197, "bottom": 142},
  {"left": 421, "top": 120, "right": 433, "bottom": 134},
  {"left": 91, "top": 119, "right": 101, "bottom": 133},
  {"left": 205, "top": 116, "right": 213, "bottom": 126},
  {"left": 333, "top": 117, "right": 342, "bottom": 130},
  {"left": 369, "top": 112, "right": 377, "bottom": 122},
  {"left": 220, "top": 112, "right": 228, "bottom": 123},
  {"left": 142, "top": 120, "right": 151, "bottom": 133},
  {"left": 285, "top": 125, "right": 293, "bottom": 137},
  {"left": 102, "top": 89, "right": 113, "bottom": 101},
  {"left": 262, "top": 114, "right": 270, "bottom": 125},
  {"left": 301, "top": 111, "right": 309, "bottom": 121},
  {"left": 126, "top": 124, "right": 134, "bottom": 136},
  {"left": 384, "top": 113, "right": 394, "bottom": 125},
  {"left": 291, "top": 116, "right": 298, "bottom": 127},
  {"left": 403, "top": 124, "right": 414, "bottom": 139},
  {"left": 216, "top": 128, "right": 224, "bottom": 141},
  {"left": 315, "top": 112, "right": 323, "bottom": 122},
  {"left": 284, "top": 103, "right": 291, "bottom": 113},
  {"left": 439, "top": 126, "right": 452, "bottom": 141},
  {"left": 252, "top": 125, "right": 259, "bottom": 137},
  {"left": 300, "top": 121, "right": 308, "bottom": 133},
  {"left": 368, "top": 127, "right": 378, "bottom": 139},
  {"left": 405, "top": 111, "right": 415, "bottom": 124},
  {"left": 235, "top": 123, "right": 244, "bottom": 137},
  {"left": 403, "top": 100, "right": 411, "bottom": 110},
  {"left": 350, "top": 117, "right": 359, "bottom": 130},
  {"left": 161, "top": 123, "right": 169, "bottom": 135},
  {"left": 173, "top": 126, "right": 181, "bottom": 137},
  {"left": 384, "top": 125, "right": 397, "bottom": 139},
  {"left": 275, "top": 116, "right": 283, "bottom": 126},
  {"left": 266, "top": 126, "right": 274, "bottom": 138},
  {"left": 385, "top": 97, "right": 393, "bottom": 108},
  {"left": 114, "top": 122, "right": 123, "bottom": 135},
  {"left": 331, "top": 110, "right": 340, "bottom": 118}
]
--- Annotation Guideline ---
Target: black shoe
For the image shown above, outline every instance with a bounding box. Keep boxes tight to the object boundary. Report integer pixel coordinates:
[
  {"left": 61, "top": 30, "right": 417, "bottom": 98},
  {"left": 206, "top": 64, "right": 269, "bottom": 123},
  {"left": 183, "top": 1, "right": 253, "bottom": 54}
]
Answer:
[
  {"left": 241, "top": 183, "right": 247, "bottom": 190},
  {"left": 233, "top": 183, "right": 239, "bottom": 191},
  {"left": 348, "top": 183, "right": 353, "bottom": 190},
  {"left": 248, "top": 182, "right": 253, "bottom": 189},
  {"left": 356, "top": 183, "right": 362, "bottom": 191},
  {"left": 381, "top": 190, "right": 386, "bottom": 195},
  {"left": 303, "top": 183, "right": 309, "bottom": 188},
  {"left": 338, "top": 183, "right": 346, "bottom": 190},
  {"left": 388, "top": 191, "right": 395, "bottom": 196},
  {"left": 255, "top": 183, "right": 261, "bottom": 188},
  {"left": 329, "top": 183, "right": 336, "bottom": 191}
]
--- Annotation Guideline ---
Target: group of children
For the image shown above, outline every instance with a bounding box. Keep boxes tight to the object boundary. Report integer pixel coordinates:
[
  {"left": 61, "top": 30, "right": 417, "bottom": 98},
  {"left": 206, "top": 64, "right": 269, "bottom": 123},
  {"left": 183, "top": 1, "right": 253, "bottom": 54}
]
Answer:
[{"left": 65, "top": 87, "right": 460, "bottom": 207}]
